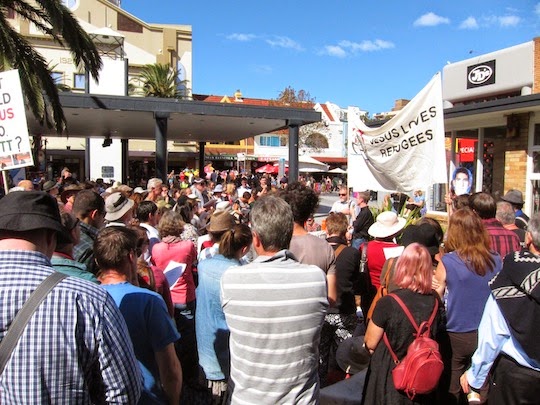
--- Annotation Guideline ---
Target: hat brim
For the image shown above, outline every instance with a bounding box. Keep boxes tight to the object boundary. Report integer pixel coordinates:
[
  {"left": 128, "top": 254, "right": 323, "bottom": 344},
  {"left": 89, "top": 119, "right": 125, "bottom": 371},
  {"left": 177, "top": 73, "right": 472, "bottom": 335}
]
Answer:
[
  {"left": 368, "top": 217, "right": 406, "bottom": 239},
  {"left": 105, "top": 198, "right": 134, "bottom": 222},
  {"left": 336, "top": 336, "right": 370, "bottom": 375},
  {"left": 0, "top": 212, "right": 71, "bottom": 242},
  {"left": 501, "top": 196, "right": 524, "bottom": 205}
]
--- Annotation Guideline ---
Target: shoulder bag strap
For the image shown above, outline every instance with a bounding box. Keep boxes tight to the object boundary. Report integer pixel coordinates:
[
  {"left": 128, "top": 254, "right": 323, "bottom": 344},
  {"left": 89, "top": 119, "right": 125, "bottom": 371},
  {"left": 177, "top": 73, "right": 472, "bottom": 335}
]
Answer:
[
  {"left": 334, "top": 244, "right": 346, "bottom": 259},
  {"left": 0, "top": 271, "right": 67, "bottom": 376}
]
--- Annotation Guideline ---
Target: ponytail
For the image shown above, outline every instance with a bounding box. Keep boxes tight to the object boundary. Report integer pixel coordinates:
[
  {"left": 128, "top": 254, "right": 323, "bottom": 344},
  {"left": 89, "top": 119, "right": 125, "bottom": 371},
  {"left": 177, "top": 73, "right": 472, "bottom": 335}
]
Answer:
[{"left": 219, "top": 224, "right": 252, "bottom": 259}]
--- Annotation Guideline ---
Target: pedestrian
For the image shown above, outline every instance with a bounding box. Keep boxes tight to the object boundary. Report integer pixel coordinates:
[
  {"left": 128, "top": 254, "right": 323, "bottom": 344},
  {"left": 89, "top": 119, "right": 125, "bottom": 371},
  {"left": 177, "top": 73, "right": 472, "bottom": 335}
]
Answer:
[
  {"left": 97, "top": 226, "right": 182, "bottom": 404},
  {"left": 196, "top": 223, "right": 252, "bottom": 403},
  {"left": 433, "top": 208, "right": 502, "bottom": 402},
  {"left": 221, "top": 195, "right": 328, "bottom": 403},
  {"left": 0, "top": 191, "right": 142, "bottom": 403},
  {"left": 460, "top": 214, "right": 540, "bottom": 404}
]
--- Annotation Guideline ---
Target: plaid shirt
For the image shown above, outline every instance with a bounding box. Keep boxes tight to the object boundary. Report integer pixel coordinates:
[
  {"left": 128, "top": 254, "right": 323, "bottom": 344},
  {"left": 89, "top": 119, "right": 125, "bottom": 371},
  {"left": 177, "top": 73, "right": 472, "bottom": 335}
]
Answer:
[
  {"left": 73, "top": 221, "right": 99, "bottom": 273},
  {"left": 0, "top": 250, "right": 142, "bottom": 403},
  {"left": 483, "top": 218, "right": 522, "bottom": 259}
]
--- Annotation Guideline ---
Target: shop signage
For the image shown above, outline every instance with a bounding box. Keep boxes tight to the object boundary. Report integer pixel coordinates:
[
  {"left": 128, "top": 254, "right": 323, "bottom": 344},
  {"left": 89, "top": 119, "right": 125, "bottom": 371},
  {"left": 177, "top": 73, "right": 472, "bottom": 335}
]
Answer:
[{"left": 467, "top": 60, "right": 496, "bottom": 89}]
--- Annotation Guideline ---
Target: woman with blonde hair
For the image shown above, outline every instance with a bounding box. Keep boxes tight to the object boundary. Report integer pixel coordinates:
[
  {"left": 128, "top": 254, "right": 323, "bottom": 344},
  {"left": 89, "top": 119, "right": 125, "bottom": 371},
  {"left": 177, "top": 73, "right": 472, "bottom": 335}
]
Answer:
[
  {"left": 433, "top": 208, "right": 502, "bottom": 403},
  {"left": 362, "top": 243, "right": 445, "bottom": 404}
]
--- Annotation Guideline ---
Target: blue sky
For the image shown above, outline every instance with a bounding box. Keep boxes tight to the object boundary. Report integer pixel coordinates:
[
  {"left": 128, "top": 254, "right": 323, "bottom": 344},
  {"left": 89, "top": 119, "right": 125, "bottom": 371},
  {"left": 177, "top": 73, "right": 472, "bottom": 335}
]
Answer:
[{"left": 121, "top": 1, "right": 538, "bottom": 115}]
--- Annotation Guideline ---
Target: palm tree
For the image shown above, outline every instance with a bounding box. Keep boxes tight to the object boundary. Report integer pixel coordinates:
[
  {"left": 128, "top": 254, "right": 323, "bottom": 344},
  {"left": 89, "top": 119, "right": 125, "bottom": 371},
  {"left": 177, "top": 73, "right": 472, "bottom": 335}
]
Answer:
[
  {"left": 134, "top": 63, "right": 189, "bottom": 98},
  {"left": 0, "top": 1, "right": 102, "bottom": 133}
]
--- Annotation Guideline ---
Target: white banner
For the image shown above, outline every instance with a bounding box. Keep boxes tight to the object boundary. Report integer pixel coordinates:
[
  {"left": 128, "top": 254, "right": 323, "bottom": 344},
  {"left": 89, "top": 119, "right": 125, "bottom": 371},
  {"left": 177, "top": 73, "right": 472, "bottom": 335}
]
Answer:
[
  {"left": 348, "top": 73, "right": 447, "bottom": 192},
  {"left": 0, "top": 69, "right": 33, "bottom": 171}
]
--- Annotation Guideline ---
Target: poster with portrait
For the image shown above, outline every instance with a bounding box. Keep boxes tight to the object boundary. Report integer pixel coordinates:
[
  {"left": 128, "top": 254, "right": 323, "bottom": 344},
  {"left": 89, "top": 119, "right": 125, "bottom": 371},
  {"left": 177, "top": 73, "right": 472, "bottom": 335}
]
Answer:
[{"left": 451, "top": 167, "right": 473, "bottom": 196}]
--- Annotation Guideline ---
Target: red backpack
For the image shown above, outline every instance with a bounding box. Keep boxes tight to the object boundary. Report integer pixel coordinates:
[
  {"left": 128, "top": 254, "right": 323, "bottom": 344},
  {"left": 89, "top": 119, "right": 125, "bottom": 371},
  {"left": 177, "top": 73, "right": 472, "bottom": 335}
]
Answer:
[{"left": 383, "top": 293, "right": 443, "bottom": 400}]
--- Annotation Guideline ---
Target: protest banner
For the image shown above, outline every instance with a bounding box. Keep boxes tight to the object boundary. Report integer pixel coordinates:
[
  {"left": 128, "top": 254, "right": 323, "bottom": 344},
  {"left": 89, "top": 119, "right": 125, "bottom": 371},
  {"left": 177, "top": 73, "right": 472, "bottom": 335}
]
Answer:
[
  {"left": 0, "top": 69, "right": 34, "bottom": 174},
  {"left": 348, "top": 73, "right": 447, "bottom": 192}
]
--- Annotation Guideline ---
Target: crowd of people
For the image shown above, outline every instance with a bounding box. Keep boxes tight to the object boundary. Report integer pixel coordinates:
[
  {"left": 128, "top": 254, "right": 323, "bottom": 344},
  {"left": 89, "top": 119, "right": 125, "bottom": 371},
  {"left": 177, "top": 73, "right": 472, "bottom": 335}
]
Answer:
[{"left": 0, "top": 168, "right": 538, "bottom": 404}]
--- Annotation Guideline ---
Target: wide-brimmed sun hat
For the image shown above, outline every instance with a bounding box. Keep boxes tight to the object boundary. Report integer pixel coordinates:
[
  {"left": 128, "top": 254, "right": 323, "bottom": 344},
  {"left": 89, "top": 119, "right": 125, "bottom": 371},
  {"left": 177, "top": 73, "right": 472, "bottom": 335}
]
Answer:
[
  {"left": 368, "top": 211, "right": 406, "bottom": 239},
  {"left": 104, "top": 192, "right": 135, "bottom": 222}
]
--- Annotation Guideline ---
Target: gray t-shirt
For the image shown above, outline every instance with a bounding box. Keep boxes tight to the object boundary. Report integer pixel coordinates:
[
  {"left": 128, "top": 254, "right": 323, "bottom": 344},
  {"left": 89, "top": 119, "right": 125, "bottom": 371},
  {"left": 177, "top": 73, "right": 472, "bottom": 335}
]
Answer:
[{"left": 289, "top": 233, "right": 337, "bottom": 275}]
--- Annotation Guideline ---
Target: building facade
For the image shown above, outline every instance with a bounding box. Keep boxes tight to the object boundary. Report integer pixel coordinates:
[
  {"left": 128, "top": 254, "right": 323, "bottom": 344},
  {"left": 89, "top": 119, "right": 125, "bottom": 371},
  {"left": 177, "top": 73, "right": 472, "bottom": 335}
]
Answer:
[{"left": 442, "top": 38, "right": 540, "bottom": 216}]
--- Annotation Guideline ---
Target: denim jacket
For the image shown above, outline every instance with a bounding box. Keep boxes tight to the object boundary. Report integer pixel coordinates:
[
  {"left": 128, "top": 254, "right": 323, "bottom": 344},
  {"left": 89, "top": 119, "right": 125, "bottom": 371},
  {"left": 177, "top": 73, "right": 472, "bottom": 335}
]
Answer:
[{"left": 195, "top": 254, "right": 240, "bottom": 381}]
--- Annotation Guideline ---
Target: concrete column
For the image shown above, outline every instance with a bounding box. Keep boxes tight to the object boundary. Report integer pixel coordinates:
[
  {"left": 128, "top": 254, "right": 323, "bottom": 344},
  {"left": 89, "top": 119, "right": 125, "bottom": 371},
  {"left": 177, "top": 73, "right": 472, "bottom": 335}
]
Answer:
[
  {"left": 154, "top": 112, "right": 169, "bottom": 182},
  {"left": 121, "top": 139, "right": 129, "bottom": 185},
  {"left": 85, "top": 138, "right": 91, "bottom": 181},
  {"left": 198, "top": 142, "right": 205, "bottom": 176},
  {"left": 475, "top": 128, "right": 484, "bottom": 192},
  {"left": 288, "top": 123, "right": 300, "bottom": 181}
]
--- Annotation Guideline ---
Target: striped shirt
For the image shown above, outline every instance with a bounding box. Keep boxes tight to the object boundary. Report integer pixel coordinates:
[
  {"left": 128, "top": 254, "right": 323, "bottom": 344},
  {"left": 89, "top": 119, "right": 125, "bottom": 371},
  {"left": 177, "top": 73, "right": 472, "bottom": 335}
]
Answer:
[
  {"left": 0, "top": 250, "right": 142, "bottom": 404},
  {"left": 221, "top": 250, "right": 328, "bottom": 404}
]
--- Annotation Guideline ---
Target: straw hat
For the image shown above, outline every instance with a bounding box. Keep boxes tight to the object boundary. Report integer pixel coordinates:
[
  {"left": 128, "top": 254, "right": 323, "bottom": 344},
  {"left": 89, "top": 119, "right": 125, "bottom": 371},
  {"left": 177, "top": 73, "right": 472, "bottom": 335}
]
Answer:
[{"left": 368, "top": 211, "right": 406, "bottom": 239}]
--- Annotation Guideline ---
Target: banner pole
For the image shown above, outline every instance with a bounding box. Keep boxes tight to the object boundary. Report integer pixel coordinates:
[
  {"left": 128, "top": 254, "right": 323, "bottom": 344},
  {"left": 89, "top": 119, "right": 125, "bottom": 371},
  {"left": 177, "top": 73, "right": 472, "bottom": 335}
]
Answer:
[{"left": 2, "top": 170, "right": 9, "bottom": 195}]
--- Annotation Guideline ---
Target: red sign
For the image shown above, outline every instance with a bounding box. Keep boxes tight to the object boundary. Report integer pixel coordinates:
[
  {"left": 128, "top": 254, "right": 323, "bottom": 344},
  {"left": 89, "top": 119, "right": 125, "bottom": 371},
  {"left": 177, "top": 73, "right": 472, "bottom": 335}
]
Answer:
[{"left": 458, "top": 139, "right": 476, "bottom": 162}]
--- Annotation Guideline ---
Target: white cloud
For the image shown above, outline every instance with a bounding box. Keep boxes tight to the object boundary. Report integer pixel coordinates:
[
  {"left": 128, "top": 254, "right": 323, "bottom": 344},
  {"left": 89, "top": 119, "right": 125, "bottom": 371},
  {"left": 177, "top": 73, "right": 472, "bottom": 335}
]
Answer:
[
  {"left": 251, "top": 64, "right": 273, "bottom": 74},
  {"left": 226, "top": 33, "right": 256, "bottom": 42},
  {"left": 321, "top": 39, "right": 394, "bottom": 57},
  {"left": 498, "top": 15, "right": 520, "bottom": 27},
  {"left": 341, "top": 39, "right": 395, "bottom": 52},
  {"left": 265, "top": 36, "right": 303, "bottom": 51},
  {"left": 459, "top": 17, "right": 479, "bottom": 29},
  {"left": 413, "top": 12, "right": 450, "bottom": 27},
  {"left": 536, "top": 3, "right": 540, "bottom": 16},
  {"left": 323, "top": 45, "right": 347, "bottom": 58}
]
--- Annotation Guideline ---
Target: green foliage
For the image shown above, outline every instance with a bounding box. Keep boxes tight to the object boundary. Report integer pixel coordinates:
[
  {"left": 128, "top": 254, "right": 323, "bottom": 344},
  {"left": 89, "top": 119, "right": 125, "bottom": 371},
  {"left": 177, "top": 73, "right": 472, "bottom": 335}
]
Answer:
[
  {"left": 132, "top": 63, "right": 189, "bottom": 98},
  {"left": 0, "top": 0, "right": 102, "bottom": 133}
]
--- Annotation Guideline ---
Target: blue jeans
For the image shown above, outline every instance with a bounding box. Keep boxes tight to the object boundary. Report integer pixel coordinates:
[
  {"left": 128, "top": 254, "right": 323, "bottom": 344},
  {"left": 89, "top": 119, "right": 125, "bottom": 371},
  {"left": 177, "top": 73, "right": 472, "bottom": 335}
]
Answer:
[{"left": 351, "top": 237, "right": 366, "bottom": 250}]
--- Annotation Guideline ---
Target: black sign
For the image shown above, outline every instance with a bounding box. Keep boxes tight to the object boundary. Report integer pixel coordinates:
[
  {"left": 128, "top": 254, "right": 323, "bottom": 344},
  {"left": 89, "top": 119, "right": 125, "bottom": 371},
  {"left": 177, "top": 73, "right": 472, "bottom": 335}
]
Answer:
[{"left": 467, "top": 60, "right": 496, "bottom": 89}]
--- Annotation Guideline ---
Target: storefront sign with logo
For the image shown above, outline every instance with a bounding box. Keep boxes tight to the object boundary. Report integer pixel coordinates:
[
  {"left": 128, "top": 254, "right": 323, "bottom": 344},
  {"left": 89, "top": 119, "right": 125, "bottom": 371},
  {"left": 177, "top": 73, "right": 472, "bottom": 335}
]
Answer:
[{"left": 467, "top": 60, "right": 496, "bottom": 89}]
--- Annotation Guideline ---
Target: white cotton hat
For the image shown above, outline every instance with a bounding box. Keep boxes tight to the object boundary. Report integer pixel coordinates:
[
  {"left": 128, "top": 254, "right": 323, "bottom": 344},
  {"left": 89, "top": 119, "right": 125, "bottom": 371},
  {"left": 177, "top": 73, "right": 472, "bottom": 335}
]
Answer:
[{"left": 368, "top": 211, "right": 406, "bottom": 239}]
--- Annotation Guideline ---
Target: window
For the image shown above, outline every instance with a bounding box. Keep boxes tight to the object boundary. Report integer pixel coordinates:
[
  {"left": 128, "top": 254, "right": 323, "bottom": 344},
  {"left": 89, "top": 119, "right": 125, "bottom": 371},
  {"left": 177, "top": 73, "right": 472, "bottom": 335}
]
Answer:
[
  {"left": 51, "top": 71, "right": 63, "bottom": 85},
  {"left": 260, "top": 136, "right": 281, "bottom": 147},
  {"left": 73, "top": 73, "right": 85, "bottom": 90}
]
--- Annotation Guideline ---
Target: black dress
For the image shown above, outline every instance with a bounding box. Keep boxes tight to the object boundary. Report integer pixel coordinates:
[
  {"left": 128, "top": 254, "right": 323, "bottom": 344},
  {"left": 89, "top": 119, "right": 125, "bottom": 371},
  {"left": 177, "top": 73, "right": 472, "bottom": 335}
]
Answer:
[{"left": 361, "top": 289, "right": 445, "bottom": 405}]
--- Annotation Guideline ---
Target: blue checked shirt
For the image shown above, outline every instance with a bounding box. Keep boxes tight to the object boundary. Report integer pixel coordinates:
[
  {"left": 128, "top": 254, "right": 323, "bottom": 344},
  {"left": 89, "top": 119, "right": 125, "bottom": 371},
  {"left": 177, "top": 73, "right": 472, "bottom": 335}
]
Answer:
[{"left": 0, "top": 250, "right": 142, "bottom": 403}]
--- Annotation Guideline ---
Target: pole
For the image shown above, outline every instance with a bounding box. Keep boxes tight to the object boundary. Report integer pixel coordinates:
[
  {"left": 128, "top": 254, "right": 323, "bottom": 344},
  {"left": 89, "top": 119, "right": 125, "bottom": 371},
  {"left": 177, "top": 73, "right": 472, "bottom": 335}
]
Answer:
[{"left": 2, "top": 170, "right": 9, "bottom": 195}]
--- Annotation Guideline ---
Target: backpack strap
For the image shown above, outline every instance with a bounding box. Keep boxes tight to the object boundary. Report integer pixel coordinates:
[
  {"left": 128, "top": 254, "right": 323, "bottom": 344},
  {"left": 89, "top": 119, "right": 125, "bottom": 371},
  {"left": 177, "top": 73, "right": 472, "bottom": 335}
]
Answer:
[{"left": 382, "top": 293, "right": 439, "bottom": 364}]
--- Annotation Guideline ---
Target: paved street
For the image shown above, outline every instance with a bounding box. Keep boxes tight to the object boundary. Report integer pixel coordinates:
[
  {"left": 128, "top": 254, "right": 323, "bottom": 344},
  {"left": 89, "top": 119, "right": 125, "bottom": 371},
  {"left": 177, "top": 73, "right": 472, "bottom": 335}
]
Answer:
[{"left": 315, "top": 191, "right": 339, "bottom": 219}]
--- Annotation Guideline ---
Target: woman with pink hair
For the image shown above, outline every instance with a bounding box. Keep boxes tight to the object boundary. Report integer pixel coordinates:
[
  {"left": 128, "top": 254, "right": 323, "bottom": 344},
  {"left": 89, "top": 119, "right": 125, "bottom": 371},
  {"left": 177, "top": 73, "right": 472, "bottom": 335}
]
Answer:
[{"left": 362, "top": 243, "right": 446, "bottom": 404}]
